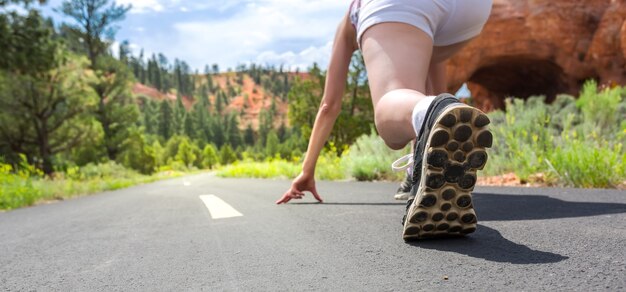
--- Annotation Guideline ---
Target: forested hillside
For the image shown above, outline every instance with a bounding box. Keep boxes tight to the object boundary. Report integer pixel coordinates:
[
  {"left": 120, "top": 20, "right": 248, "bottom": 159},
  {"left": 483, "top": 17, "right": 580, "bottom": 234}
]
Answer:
[{"left": 0, "top": 0, "right": 374, "bottom": 177}]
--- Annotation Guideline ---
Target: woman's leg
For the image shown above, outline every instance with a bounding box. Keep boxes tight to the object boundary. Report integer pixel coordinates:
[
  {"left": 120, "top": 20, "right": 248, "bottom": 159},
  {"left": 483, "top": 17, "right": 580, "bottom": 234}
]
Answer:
[
  {"left": 361, "top": 22, "right": 433, "bottom": 150},
  {"left": 362, "top": 23, "right": 476, "bottom": 150}
]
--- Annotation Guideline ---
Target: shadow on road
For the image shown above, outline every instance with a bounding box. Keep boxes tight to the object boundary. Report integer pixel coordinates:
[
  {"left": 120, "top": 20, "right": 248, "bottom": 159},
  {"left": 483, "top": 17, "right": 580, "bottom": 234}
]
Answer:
[
  {"left": 410, "top": 225, "right": 568, "bottom": 264},
  {"left": 473, "top": 193, "right": 626, "bottom": 221}
]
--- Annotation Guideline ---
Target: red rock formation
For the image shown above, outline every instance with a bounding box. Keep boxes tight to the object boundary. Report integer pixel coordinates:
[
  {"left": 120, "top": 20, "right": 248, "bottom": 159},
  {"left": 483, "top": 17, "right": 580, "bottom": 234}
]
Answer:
[{"left": 447, "top": 0, "right": 626, "bottom": 111}]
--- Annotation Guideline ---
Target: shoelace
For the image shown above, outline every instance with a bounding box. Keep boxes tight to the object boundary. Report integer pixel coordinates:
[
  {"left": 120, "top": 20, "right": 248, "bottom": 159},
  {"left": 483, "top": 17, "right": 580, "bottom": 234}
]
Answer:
[{"left": 391, "top": 153, "right": 413, "bottom": 173}]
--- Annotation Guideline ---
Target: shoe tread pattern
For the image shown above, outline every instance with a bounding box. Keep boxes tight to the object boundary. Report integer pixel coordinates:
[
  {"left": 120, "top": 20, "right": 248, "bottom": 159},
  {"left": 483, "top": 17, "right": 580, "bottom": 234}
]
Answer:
[{"left": 403, "top": 105, "right": 492, "bottom": 241}]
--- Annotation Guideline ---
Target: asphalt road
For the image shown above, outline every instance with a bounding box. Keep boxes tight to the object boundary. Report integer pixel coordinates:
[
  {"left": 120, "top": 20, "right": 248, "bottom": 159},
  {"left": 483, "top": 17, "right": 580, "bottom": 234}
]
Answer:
[{"left": 1, "top": 173, "right": 625, "bottom": 291}]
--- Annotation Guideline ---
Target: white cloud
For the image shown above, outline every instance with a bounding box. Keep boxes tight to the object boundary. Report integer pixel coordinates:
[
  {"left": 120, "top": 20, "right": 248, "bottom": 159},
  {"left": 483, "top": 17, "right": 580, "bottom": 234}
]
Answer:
[
  {"left": 116, "top": 0, "right": 164, "bottom": 13},
  {"left": 167, "top": 0, "right": 349, "bottom": 70},
  {"left": 112, "top": 0, "right": 351, "bottom": 71},
  {"left": 255, "top": 41, "right": 333, "bottom": 71}
]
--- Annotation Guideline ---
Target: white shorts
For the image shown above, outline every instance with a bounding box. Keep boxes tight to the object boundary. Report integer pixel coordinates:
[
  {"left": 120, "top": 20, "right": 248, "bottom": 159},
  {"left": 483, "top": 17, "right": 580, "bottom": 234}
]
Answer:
[{"left": 350, "top": 0, "right": 493, "bottom": 47}]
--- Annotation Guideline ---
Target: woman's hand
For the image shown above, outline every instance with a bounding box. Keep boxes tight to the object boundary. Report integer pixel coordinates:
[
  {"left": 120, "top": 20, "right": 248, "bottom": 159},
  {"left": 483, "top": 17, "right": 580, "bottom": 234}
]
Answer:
[{"left": 276, "top": 172, "right": 324, "bottom": 204}]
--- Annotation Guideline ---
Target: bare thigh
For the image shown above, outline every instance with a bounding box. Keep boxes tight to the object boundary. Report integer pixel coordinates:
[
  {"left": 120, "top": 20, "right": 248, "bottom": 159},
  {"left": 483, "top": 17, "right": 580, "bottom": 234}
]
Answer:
[
  {"left": 432, "top": 38, "right": 474, "bottom": 63},
  {"left": 360, "top": 22, "right": 434, "bottom": 106},
  {"left": 426, "top": 38, "right": 475, "bottom": 94}
]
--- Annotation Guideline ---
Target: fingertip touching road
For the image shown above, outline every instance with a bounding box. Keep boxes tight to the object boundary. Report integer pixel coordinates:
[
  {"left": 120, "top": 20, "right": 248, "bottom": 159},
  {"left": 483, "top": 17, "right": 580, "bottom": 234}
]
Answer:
[{"left": 1, "top": 173, "right": 625, "bottom": 291}]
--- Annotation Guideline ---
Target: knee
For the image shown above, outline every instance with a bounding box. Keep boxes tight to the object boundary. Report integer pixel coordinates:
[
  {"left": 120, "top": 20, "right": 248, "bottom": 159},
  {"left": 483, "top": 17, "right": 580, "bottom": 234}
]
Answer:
[
  {"left": 381, "top": 138, "right": 406, "bottom": 150},
  {"left": 375, "top": 115, "right": 404, "bottom": 150},
  {"left": 374, "top": 91, "right": 407, "bottom": 128},
  {"left": 374, "top": 90, "right": 415, "bottom": 150}
]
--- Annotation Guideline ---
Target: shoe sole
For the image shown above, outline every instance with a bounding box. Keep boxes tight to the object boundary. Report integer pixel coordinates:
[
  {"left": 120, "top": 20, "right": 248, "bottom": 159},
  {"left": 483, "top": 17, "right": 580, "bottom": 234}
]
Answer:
[{"left": 403, "top": 105, "right": 492, "bottom": 241}]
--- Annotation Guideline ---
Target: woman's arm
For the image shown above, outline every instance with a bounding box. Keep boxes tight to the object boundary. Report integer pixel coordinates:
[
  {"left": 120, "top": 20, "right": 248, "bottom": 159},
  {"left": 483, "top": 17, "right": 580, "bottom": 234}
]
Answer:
[
  {"left": 276, "top": 13, "right": 357, "bottom": 204},
  {"left": 302, "top": 13, "right": 357, "bottom": 176}
]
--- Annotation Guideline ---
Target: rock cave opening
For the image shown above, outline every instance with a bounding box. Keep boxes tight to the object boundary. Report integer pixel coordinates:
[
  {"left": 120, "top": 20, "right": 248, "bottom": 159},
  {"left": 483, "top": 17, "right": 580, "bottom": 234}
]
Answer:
[{"left": 468, "top": 57, "right": 570, "bottom": 109}]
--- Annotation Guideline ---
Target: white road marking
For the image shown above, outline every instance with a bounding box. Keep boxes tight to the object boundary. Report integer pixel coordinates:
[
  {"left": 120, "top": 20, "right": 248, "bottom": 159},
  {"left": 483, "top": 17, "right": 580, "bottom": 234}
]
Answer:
[
  {"left": 199, "top": 195, "right": 243, "bottom": 219},
  {"left": 183, "top": 181, "right": 191, "bottom": 186}
]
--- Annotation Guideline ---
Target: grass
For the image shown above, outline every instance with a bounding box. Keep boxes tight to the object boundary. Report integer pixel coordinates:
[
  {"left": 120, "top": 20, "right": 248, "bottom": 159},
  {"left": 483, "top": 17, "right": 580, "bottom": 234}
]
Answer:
[
  {"left": 216, "top": 131, "right": 411, "bottom": 182},
  {"left": 0, "top": 161, "right": 185, "bottom": 211},
  {"left": 339, "top": 130, "right": 411, "bottom": 181},
  {"left": 217, "top": 144, "right": 347, "bottom": 181}
]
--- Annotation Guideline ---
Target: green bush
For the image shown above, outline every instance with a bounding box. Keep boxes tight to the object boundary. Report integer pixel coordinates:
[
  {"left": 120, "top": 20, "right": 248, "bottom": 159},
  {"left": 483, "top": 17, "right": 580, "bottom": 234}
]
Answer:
[
  {"left": 175, "top": 138, "right": 198, "bottom": 168},
  {"left": 220, "top": 144, "right": 237, "bottom": 165},
  {"left": 217, "top": 159, "right": 300, "bottom": 179},
  {"left": 0, "top": 163, "right": 41, "bottom": 210},
  {"left": 216, "top": 147, "right": 346, "bottom": 181},
  {"left": 485, "top": 82, "right": 626, "bottom": 187},
  {"left": 0, "top": 160, "right": 186, "bottom": 211},
  {"left": 546, "top": 140, "right": 625, "bottom": 188},
  {"left": 118, "top": 128, "right": 157, "bottom": 174},
  {"left": 202, "top": 144, "right": 219, "bottom": 169},
  {"left": 340, "top": 129, "right": 410, "bottom": 181}
]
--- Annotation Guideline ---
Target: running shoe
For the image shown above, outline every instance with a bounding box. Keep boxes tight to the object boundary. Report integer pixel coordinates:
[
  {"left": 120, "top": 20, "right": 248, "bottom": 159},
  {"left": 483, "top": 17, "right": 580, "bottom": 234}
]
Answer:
[
  {"left": 401, "top": 93, "right": 492, "bottom": 240},
  {"left": 394, "top": 172, "right": 412, "bottom": 200}
]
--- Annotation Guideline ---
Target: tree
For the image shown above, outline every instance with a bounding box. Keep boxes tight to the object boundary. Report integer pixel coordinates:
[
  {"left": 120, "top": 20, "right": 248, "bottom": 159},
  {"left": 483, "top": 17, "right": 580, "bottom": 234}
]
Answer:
[
  {"left": 219, "top": 144, "right": 236, "bottom": 165},
  {"left": 201, "top": 143, "right": 219, "bottom": 169},
  {"left": 0, "top": 53, "right": 97, "bottom": 174},
  {"left": 60, "top": 0, "right": 135, "bottom": 160},
  {"left": 182, "top": 112, "right": 194, "bottom": 138},
  {"left": 139, "top": 97, "right": 159, "bottom": 135},
  {"left": 287, "top": 72, "right": 324, "bottom": 132},
  {"left": 347, "top": 52, "right": 368, "bottom": 116},
  {"left": 0, "top": 9, "right": 56, "bottom": 75},
  {"left": 158, "top": 100, "right": 173, "bottom": 140},
  {"left": 244, "top": 124, "right": 255, "bottom": 146},
  {"left": 257, "top": 109, "right": 274, "bottom": 146},
  {"left": 93, "top": 56, "right": 140, "bottom": 159},
  {"left": 173, "top": 94, "right": 185, "bottom": 134},
  {"left": 118, "top": 127, "right": 156, "bottom": 174},
  {"left": 59, "top": 0, "right": 130, "bottom": 67},
  {"left": 210, "top": 118, "right": 225, "bottom": 148},
  {"left": 265, "top": 130, "right": 279, "bottom": 158},
  {"left": 332, "top": 52, "right": 373, "bottom": 151},
  {"left": 192, "top": 101, "right": 212, "bottom": 143},
  {"left": 225, "top": 113, "right": 242, "bottom": 148},
  {"left": 118, "top": 40, "right": 131, "bottom": 64},
  {"left": 175, "top": 138, "right": 197, "bottom": 168}
]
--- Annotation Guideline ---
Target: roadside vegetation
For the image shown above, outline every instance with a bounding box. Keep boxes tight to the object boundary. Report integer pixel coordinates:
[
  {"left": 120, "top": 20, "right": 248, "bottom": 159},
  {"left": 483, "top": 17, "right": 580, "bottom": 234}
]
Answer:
[
  {"left": 485, "top": 81, "right": 626, "bottom": 188},
  {"left": 219, "top": 81, "right": 626, "bottom": 189},
  {"left": 0, "top": 159, "right": 184, "bottom": 210}
]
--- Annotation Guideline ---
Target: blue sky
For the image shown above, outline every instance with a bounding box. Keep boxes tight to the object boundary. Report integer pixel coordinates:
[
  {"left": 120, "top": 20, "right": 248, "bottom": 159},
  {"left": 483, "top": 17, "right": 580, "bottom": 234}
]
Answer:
[{"left": 39, "top": 0, "right": 350, "bottom": 72}]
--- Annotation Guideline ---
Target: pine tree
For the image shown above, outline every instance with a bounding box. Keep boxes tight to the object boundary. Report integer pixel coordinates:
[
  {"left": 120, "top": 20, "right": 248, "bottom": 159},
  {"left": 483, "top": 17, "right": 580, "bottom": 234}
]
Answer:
[
  {"left": 183, "top": 112, "right": 194, "bottom": 139},
  {"left": 244, "top": 124, "right": 255, "bottom": 146},
  {"left": 158, "top": 100, "right": 173, "bottom": 140},
  {"left": 225, "top": 113, "right": 242, "bottom": 148},
  {"left": 173, "top": 94, "right": 185, "bottom": 134},
  {"left": 60, "top": 0, "right": 137, "bottom": 160},
  {"left": 257, "top": 109, "right": 273, "bottom": 147},
  {"left": 141, "top": 98, "right": 159, "bottom": 135},
  {"left": 215, "top": 90, "right": 224, "bottom": 113},
  {"left": 192, "top": 102, "right": 211, "bottom": 143},
  {"left": 265, "top": 130, "right": 279, "bottom": 158},
  {"left": 0, "top": 53, "right": 97, "bottom": 174},
  {"left": 210, "top": 118, "right": 225, "bottom": 148}
]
